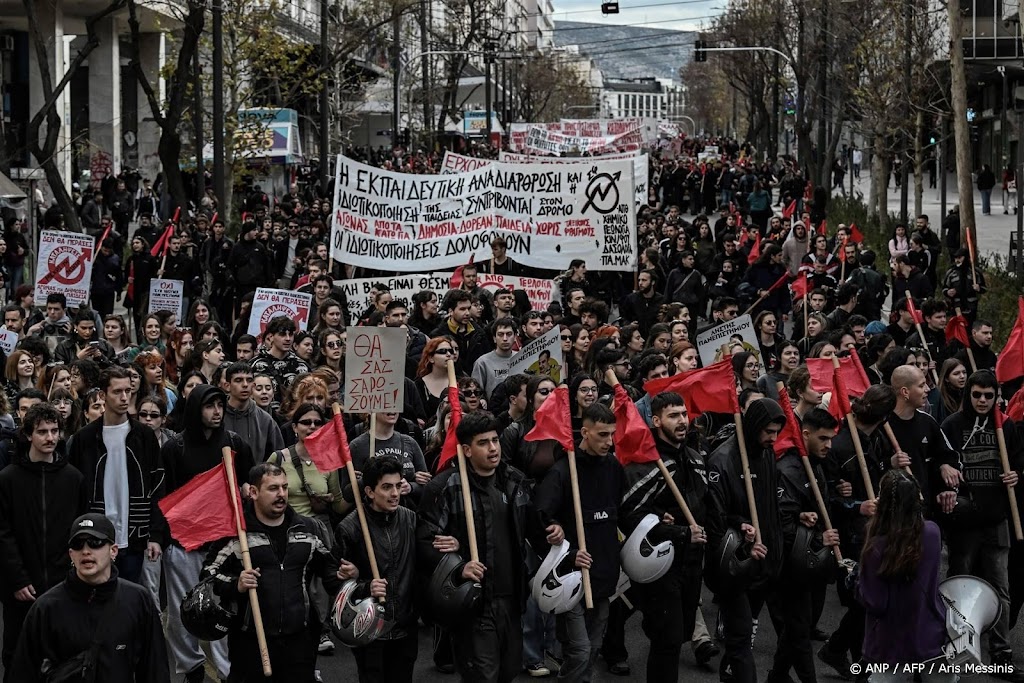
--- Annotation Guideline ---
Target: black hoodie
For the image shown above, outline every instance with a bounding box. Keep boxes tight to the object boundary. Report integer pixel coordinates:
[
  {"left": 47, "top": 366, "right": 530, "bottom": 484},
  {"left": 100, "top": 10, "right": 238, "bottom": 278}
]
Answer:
[
  {"left": 161, "top": 385, "right": 255, "bottom": 499},
  {"left": 940, "top": 394, "right": 1023, "bottom": 527},
  {"left": 706, "top": 398, "right": 788, "bottom": 590},
  {"left": 0, "top": 440, "right": 87, "bottom": 596}
]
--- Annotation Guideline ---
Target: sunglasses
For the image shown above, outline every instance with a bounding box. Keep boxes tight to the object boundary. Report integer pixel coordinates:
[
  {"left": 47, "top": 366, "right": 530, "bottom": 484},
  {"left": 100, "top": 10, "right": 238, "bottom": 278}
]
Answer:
[
  {"left": 138, "top": 411, "right": 162, "bottom": 419},
  {"left": 763, "top": 320, "right": 777, "bottom": 326},
  {"left": 462, "top": 389, "right": 483, "bottom": 398},
  {"left": 325, "top": 341, "right": 344, "bottom": 350},
  {"left": 69, "top": 537, "right": 110, "bottom": 551},
  {"left": 537, "top": 387, "right": 554, "bottom": 396},
  {"left": 296, "top": 419, "right": 325, "bottom": 427},
  {"left": 560, "top": 335, "right": 572, "bottom": 341},
  {"left": 435, "top": 348, "right": 454, "bottom": 356},
  {"left": 971, "top": 391, "right": 995, "bottom": 400}
]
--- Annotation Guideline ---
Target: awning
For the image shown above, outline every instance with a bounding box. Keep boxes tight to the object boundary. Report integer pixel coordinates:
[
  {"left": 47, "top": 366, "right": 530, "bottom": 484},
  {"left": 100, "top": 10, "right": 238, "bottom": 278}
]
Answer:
[{"left": 0, "top": 173, "right": 27, "bottom": 201}]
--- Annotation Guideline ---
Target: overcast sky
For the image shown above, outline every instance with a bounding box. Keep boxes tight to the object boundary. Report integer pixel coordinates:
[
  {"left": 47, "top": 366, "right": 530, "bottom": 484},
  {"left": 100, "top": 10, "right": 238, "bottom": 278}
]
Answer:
[{"left": 549, "top": 0, "right": 723, "bottom": 31}]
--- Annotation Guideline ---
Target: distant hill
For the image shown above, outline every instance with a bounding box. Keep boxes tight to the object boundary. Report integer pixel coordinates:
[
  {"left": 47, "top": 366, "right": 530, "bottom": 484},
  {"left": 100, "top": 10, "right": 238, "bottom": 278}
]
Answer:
[{"left": 553, "top": 21, "right": 695, "bottom": 85}]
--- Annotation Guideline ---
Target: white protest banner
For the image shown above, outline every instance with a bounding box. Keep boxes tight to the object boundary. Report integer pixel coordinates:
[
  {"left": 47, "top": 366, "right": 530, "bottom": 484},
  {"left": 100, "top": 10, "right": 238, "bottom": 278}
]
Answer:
[
  {"left": 498, "top": 152, "right": 648, "bottom": 211},
  {"left": 440, "top": 151, "right": 492, "bottom": 174},
  {"left": 695, "top": 314, "right": 763, "bottom": 374},
  {"left": 507, "top": 325, "right": 563, "bottom": 383},
  {"left": 559, "top": 117, "right": 658, "bottom": 142},
  {"left": 508, "top": 123, "right": 533, "bottom": 152},
  {"left": 333, "top": 273, "right": 450, "bottom": 324},
  {"left": 344, "top": 326, "right": 406, "bottom": 413},
  {"left": 475, "top": 273, "right": 559, "bottom": 313},
  {"left": 330, "top": 154, "right": 636, "bottom": 272},
  {"left": 34, "top": 231, "right": 95, "bottom": 307},
  {"left": 148, "top": 279, "right": 184, "bottom": 320},
  {"left": 0, "top": 329, "right": 17, "bottom": 356},
  {"left": 523, "top": 126, "right": 642, "bottom": 156},
  {"left": 247, "top": 288, "right": 313, "bottom": 337}
]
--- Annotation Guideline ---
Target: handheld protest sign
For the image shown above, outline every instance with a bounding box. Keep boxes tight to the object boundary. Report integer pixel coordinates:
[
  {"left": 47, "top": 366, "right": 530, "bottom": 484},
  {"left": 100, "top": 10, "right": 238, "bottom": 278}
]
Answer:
[
  {"left": 222, "top": 447, "right": 272, "bottom": 676},
  {"left": 446, "top": 360, "right": 480, "bottom": 564},
  {"left": 343, "top": 327, "right": 406, "bottom": 414}
]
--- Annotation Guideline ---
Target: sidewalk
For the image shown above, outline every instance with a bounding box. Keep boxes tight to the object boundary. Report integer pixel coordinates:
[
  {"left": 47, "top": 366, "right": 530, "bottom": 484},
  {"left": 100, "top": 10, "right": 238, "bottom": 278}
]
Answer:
[{"left": 842, "top": 172, "right": 1018, "bottom": 259}]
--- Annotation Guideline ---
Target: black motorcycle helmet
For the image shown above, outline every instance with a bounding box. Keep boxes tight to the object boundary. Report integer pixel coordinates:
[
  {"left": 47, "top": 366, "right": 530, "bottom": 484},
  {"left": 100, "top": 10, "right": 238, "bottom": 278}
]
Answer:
[
  {"left": 715, "top": 527, "right": 760, "bottom": 591},
  {"left": 427, "top": 553, "right": 482, "bottom": 628},
  {"left": 180, "top": 576, "right": 234, "bottom": 641},
  {"left": 788, "top": 524, "right": 836, "bottom": 582}
]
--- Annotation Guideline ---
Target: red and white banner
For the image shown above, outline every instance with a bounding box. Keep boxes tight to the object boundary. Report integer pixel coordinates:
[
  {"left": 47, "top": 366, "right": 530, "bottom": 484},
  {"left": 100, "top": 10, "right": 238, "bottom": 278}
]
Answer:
[
  {"left": 248, "top": 288, "right": 312, "bottom": 337},
  {"left": 34, "top": 230, "right": 95, "bottom": 307}
]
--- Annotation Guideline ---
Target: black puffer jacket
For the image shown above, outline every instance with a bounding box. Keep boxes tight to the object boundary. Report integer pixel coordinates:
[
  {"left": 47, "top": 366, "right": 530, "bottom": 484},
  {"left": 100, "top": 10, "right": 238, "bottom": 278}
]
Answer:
[
  {"left": 706, "top": 398, "right": 787, "bottom": 590},
  {"left": 0, "top": 441, "right": 87, "bottom": 596},
  {"left": 335, "top": 506, "right": 417, "bottom": 638},
  {"left": 204, "top": 504, "right": 340, "bottom": 637}
]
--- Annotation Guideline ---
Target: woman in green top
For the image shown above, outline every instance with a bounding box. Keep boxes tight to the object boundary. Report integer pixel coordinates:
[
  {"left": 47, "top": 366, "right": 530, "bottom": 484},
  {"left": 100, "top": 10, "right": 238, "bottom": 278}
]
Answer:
[{"left": 269, "top": 403, "right": 348, "bottom": 519}]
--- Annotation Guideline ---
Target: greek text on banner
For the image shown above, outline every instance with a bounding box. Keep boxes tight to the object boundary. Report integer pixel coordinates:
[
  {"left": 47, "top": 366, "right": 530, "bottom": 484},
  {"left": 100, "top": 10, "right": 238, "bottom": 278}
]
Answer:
[{"left": 329, "top": 154, "right": 637, "bottom": 272}]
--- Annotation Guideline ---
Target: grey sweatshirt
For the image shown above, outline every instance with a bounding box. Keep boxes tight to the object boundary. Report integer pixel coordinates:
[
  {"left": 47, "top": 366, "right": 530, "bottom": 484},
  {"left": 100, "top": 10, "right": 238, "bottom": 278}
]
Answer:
[{"left": 223, "top": 399, "right": 284, "bottom": 461}]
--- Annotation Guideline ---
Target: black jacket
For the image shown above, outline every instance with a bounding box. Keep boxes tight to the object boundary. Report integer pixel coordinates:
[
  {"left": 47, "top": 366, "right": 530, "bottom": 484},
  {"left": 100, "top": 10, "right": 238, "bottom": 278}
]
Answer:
[
  {"left": 229, "top": 239, "right": 275, "bottom": 288},
  {"left": 204, "top": 504, "right": 341, "bottom": 637},
  {"left": 534, "top": 451, "right": 624, "bottom": 598},
  {"left": 11, "top": 568, "right": 170, "bottom": 683},
  {"left": 67, "top": 418, "right": 168, "bottom": 551},
  {"left": 0, "top": 441, "right": 87, "bottom": 596},
  {"left": 53, "top": 337, "right": 115, "bottom": 366},
  {"left": 416, "top": 460, "right": 550, "bottom": 609},
  {"left": 706, "top": 398, "right": 787, "bottom": 590},
  {"left": 335, "top": 505, "right": 417, "bottom": 638},
  {"left": 826, "top": 423, "right": 885, "bottom": 553},
  {"left": 619, "top": 291, "right": 664, "bottom": 337}
]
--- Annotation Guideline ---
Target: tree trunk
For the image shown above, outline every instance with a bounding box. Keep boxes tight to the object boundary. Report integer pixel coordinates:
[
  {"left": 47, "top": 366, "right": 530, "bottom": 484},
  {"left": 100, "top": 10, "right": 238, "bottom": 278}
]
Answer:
[
  {"left": 949, "top": 0, "right": 977, "bottom": 243},
  {"left": 914, "top": 110, "right": 924, "bottom": 218}
]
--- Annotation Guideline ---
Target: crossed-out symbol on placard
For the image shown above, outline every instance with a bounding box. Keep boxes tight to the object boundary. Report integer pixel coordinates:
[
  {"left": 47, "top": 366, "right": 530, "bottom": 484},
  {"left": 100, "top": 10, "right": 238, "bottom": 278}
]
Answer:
[{"left": 582, "top": 171, "right": 621, "bottom": 215}]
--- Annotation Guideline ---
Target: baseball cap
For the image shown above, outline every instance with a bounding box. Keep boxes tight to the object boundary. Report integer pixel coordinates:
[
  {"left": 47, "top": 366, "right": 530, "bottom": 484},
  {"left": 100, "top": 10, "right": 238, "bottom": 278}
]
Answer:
[{"left": 68, "top": 513, "right": 116, "bottom": 545}]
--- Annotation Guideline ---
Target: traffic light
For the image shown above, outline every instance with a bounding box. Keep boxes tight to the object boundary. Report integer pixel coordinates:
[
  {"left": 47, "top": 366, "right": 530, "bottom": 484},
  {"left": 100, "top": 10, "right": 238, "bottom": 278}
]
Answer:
[
  {"left": 694, "top": 39, "right": 707, "bottom": 63},
  {"left": 601, "top": 2, "right": 619, "bottom": 14},
  {"left": 400, "top": 128, "right": 411, "bottom": 146}
]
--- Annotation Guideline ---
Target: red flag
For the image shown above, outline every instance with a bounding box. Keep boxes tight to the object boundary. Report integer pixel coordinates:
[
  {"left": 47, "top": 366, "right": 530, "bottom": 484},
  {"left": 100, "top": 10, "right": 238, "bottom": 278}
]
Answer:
[
  {"left": 905, "top": 295, "right": 924, "bottom": 325},
  {"left": 643, "top": 359, "right": 740, "bottom": 418},
  {"left": 996, "top": 297, "right": 1024, "bottom": 383},
  {"left": 837, "top": 236, "right": 848, "bottom": 263},
  {"left": 525, "top": 385, "right": 574, "bottom": 452},
  {"left": 826, "top": 362, "right": 854, "bottom": 423},
  {"left": 847, "top": 349, "right": 871, "bottom": 390},
  {"left": 946, "top": 314, "right": 970, "bottom": 347},
  {"left": 804, "top": 181, "right": 814, "bottom": 201},
  {"left": 816, "top": 220, "right": 827, "bottom": 236},
  {"left": 747, "top": 232, "right": 761, "bottom": 265},
  {"left": 1007, "top": 386, "right": 1024, "bottom": 423},
  {"left": 791, "top": 275, "right": 809, "bottom": 301},
  {"left": 773, "top": 386, "right": 807, "bottom": 459},
  {"left": 210, "top": 212, "right": 219, "bottom": 226},
  {"left": 849, "top": 223, "right": 864, "bottom": 243},
  {"left": 159, "top": 463, "right": 245, "bottom": 551},
  {"left": 150, "top": 224, "right": 174, "bottom": 257},
  {"left": 806, "top": 356, "right": 869, "bottom": 398},
  {"left": 437, "top": 386, "right": 463, "bottom": 471},
  {"left": 781, "top": 200, "right": 797, "bottom": 219},
  {"left": 612, "top": 384, "right": 660, "bottom": 466},
  {"left": 303, "top": 413, "right": 352, "bottom": 472},
  {"left": 449, "top": 253, "right": 476, "bottom": 290}
]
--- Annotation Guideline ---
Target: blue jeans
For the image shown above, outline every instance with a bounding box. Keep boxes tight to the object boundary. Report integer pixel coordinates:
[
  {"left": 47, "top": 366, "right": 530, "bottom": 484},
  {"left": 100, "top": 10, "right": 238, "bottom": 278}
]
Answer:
[
  {"left": 981, "top": 188, "right": 993, "bottom": 214},
  {"left": 555, "top": 598, "right": 610, "bottom": 682},
  {"left": 522, "top": 595, "right": 556, "bottom": 667}
]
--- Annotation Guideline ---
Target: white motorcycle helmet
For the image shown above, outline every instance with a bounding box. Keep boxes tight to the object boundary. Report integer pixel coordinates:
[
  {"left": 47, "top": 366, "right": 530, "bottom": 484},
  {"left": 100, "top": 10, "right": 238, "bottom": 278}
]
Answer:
[
  {"left": 620, "top": 514, "right": 675, "bottom": 584},
  {"left": 531, "top": 540, "right": 584, "bottom": 615}
]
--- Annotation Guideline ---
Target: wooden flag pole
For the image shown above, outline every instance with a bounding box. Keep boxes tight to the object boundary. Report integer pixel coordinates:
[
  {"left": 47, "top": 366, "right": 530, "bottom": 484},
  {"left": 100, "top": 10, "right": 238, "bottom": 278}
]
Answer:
[
  {"left": 222, "top": 447, "right": 272, "bottom": 677},
  {"left": 955, "top": 307, "right": 978, "bottom": 373},
  {"left": 776, "top": 382, "right": 843, "bottom": 562},
  {"left": 906, "top": 292, "right": 940, "bottom": 385},
  {"left": 565, "top": 446, "right": 594, "bottom": 610},
  {"left": 882, "top": 423, "right": 913, "bottom": 476},
  {"left": 995, "top": 410, "right": 1024, "bottom": 541},
  {"left": 830, "top": 355, "right": 876, "bottom": 500},
  {"left": 606, "top": 371, "right": 697, "bottom": 528},
  {"left": 734, "top": 412, "right": 762, "bottom": 544},
  {"left": 803, "top": 288, "right": 809, "bottom": 339},
  {"left": 446, "top": 360, "right": 479, "bottom": 563},
  {"left": 369, "top": 413, "right": 377, "bottom": 461},
  {"left": 331, "top": 405, "right": 384, "bottom": 600}
]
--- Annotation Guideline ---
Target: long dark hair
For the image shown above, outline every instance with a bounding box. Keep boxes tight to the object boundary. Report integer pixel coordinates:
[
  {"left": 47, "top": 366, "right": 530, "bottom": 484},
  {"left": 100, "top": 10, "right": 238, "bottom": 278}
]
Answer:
[{"left": 862, "top": 470, "right": 924, "bottom": 581}]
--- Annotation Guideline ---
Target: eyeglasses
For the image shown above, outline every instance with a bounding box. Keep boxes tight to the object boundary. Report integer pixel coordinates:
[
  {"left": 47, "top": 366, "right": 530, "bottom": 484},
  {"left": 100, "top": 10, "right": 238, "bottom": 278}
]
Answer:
[
  {"left": 296, "top": 418, "right": 325, "bottom": 427},
  {"left": 325, "top": 341, "right": 344, "bottom": 349},
  {"left": 69, "top": 537, "right": 110, "bottom": 551},
  {"left": 435, "top": 348, "right": 454, "bottom": 356},
  {"left": 744, "top": 363, "right": 759, "bottom": 370},
  {"left": 971, "top": 391, "right": 995, "bottom": 400},
  {"left": 579, "top": 386, "right": 599, "bottom": 394},
  {"left": 537, "top": 387, "right": 554, "bottom": 396},
  {"left": 461, "top": 390, "right": 483, "bottom": 398},
  {"left": 614, "top": 361, "right": 632, "bottom": 368},
  {"left": 138, "top": 411, "right": 162, "bottom": 419}
]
